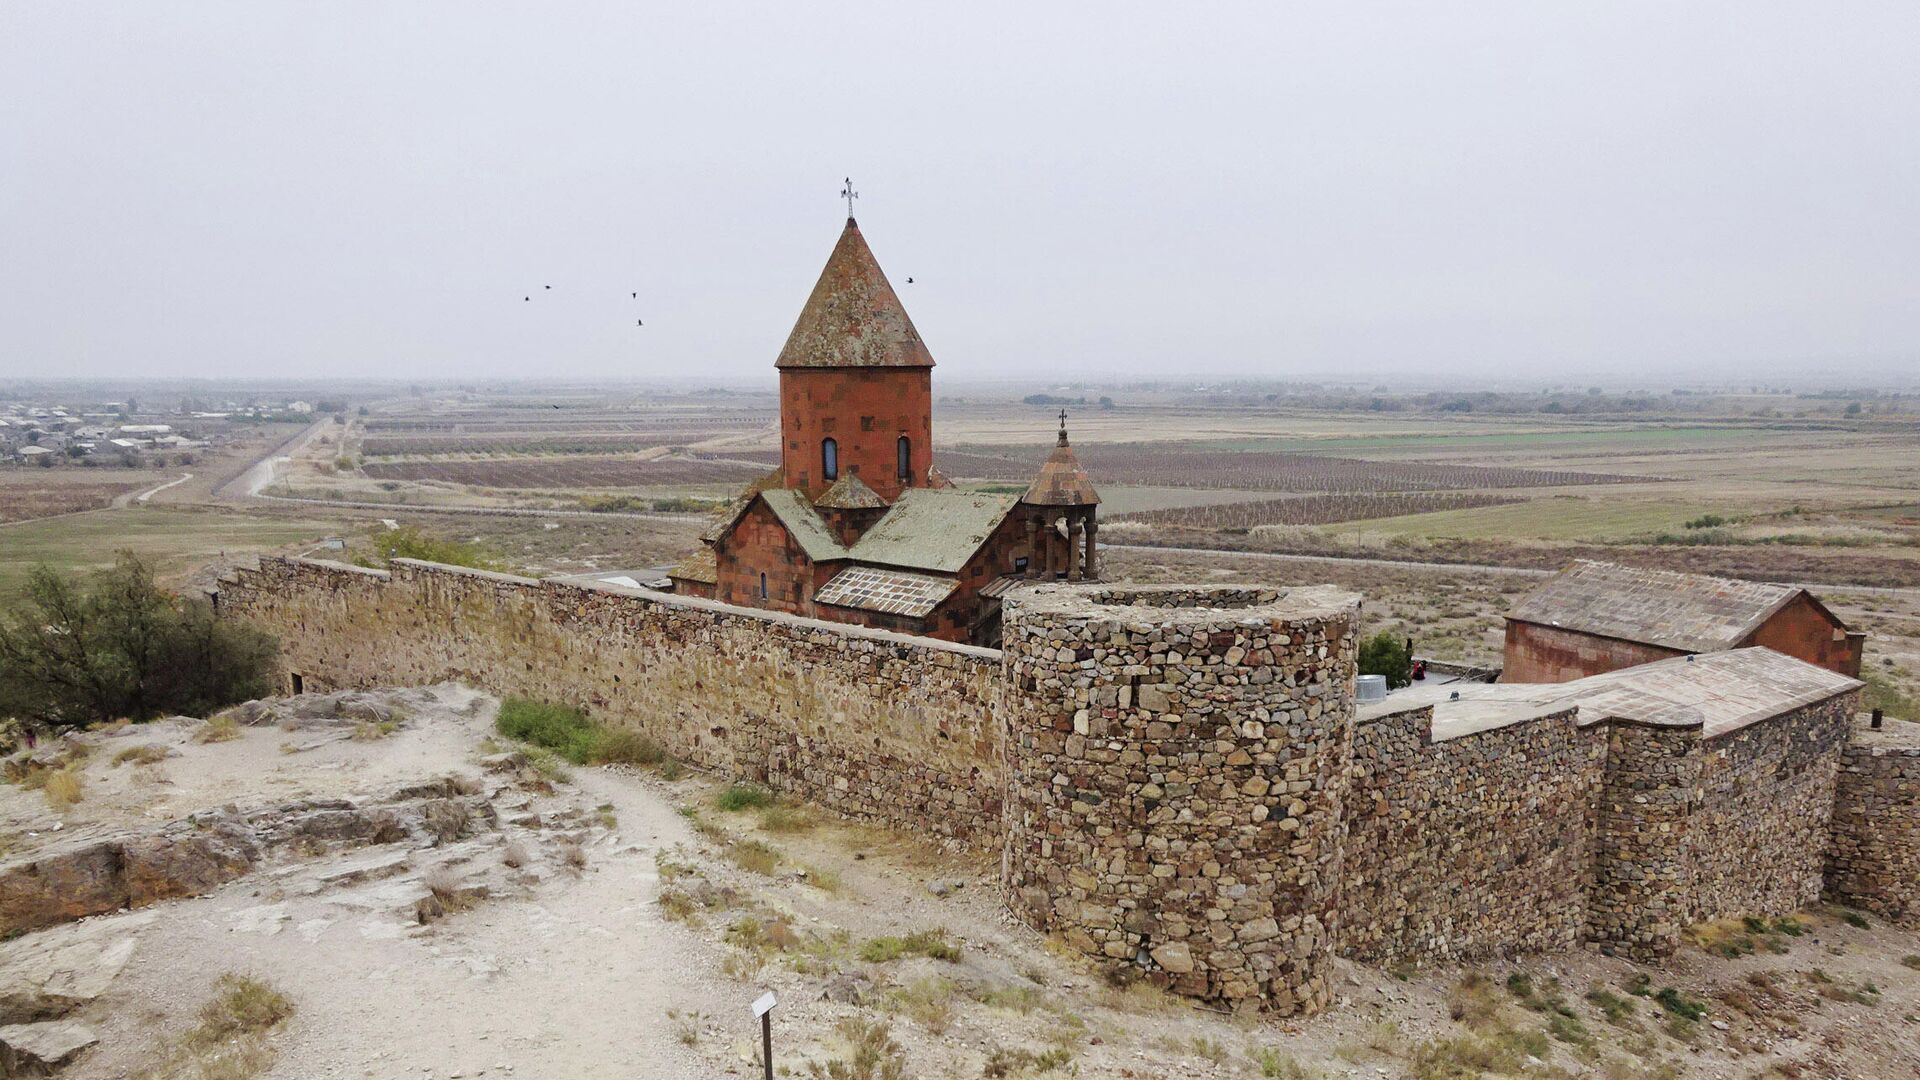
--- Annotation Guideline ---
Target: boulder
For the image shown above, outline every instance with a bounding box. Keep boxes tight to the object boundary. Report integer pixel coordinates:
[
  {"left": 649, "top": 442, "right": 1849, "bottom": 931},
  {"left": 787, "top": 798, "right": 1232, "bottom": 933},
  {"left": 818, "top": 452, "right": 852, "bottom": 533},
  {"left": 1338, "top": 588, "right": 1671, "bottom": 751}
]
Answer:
[
  {"left": 0, "top": 912, "right": 153, "bottom": 1023},
  {"left": 0, "top": 840, "right": 128, "bottom": 938},
  {"left": 0, "top": 1020, "right": 98, "bottom": 1075}
]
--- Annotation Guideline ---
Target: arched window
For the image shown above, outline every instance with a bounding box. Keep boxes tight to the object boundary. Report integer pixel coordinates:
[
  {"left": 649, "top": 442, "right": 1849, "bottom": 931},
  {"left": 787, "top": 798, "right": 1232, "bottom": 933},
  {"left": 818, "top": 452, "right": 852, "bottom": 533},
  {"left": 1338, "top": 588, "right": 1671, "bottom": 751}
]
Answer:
[
  {"left": 821, "top": 437, "right": 839, "bottom": 481},
  {"left": 896, "top": 436, "right": 911, "bottom": 481},
  {"left": 759, "top": 572, "right": 768, "bottom": 599}
]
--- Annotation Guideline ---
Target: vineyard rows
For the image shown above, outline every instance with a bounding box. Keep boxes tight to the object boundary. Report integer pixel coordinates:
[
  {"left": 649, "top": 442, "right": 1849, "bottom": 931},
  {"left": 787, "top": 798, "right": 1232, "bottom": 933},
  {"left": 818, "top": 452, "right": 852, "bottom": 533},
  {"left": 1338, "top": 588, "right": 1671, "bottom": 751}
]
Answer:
[
  {"left": 358, "top": 456, "right": 764, "bottom": 489},
  {"left": 934, "top": 446, "right": 1658, "bottom": 492},
  {"left": 1110, "top": 492, "right": 1524, "bottom": 530},
  {"left": 359, "top": 431, "right": 737, "bottom": 457}
]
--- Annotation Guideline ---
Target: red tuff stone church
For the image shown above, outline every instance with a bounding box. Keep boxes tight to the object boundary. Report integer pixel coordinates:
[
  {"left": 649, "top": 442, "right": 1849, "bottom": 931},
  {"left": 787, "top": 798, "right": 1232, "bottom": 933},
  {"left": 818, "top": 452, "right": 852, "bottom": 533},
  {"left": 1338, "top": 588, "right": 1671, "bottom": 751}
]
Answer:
[{"left": 668, "top": 217, "right": 1099, "bottom": 645}]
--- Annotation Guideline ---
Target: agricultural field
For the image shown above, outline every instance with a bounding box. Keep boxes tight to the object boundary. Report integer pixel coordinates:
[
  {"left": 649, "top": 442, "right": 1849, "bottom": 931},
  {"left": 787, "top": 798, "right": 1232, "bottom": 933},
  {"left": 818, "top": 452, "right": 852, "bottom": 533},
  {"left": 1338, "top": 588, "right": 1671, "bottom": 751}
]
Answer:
[
  {"left": 0, "top": 474, "right": 149, "bottom": 522},
  {"left": 357, "top": 455, "right": 765, "bottom": 489},
  {"left": 1111, "top": 491, "right": 1524, "bottom": 529},
  {"left": 0, "top": 505, "right": 347, "bottom": 601}
]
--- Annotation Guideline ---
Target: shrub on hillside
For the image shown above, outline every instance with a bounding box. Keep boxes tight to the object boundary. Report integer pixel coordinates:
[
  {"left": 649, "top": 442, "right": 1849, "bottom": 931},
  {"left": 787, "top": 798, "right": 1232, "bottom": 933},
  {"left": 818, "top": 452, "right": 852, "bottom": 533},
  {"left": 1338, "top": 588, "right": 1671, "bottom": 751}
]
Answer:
[
  {"left": 495, "top": 697, "right": 599, "bottom": 763},
  {"left": 352, "top": 525, "right": 503, "bottom": 572},
  {"left": 0, "top": 553, "right": 278, "bottom": 731}
]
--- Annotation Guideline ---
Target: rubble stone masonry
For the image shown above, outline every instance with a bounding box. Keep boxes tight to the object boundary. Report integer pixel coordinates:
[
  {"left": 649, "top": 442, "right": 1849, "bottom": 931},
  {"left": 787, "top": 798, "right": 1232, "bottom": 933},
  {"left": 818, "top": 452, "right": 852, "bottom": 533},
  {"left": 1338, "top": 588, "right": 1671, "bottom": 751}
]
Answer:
[
  {"left": 217, "top": 558, "right": 1003, "bottom": 845},
  {"left": 1827, "top": 717, "right": 1920, "bottom": 925},
  {"left": 217, "top": 559, "right": 1891, "bottom": 1014},
  {"left": 1341, "top": 705, "right": 1602, "bottom": 967},
  {"left": 999, "top": 585, "right": 1360, "bottom": 1015}
]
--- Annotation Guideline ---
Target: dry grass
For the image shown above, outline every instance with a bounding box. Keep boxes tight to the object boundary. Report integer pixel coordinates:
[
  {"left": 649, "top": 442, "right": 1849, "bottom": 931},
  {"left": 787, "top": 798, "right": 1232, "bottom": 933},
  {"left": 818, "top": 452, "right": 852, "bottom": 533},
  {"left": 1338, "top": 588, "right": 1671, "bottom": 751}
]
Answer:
[
  {"left": 42, "top": 763, "right": 85, "bottom": 808},
  {"left": 350, "top": 719, "right": 398, "bottom": 741},
  {"left": 196, "top": 715, "right": 242, "bottom": 743},
  {"left": 859, "top": 929, "right": 960, "bottom": 963},
  {"left": 423, "top": 869, "right": 480, "bottom": 915},
  {"left": 805, "top": 1017, "right": 908, "bottom": 1080},
  {"left": 886, "top": 975, "right": 959, "bottom": 1035},
  {"left": 501, "top": 841, "right": 530, "bottom": 868},
  {"left": 113, "top": 743, "right": 171, "bottom": 766},
  {"left": 135, "top": 973, "right": 294, "bottom": 1080},
  {"left": 724, "top": 838, "right": 780, "bottom": 875}
]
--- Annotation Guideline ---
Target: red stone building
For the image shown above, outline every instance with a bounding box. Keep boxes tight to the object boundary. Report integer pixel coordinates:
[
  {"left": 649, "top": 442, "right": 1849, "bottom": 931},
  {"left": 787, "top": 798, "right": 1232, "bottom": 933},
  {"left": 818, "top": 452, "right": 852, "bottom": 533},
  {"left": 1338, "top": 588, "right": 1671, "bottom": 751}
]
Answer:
[
  {"left": 669, "top": 217, "right": 1099, "bottom": 644},
  {"left": 1503, "top": 559, "right": 1864, "bottom": 683}
]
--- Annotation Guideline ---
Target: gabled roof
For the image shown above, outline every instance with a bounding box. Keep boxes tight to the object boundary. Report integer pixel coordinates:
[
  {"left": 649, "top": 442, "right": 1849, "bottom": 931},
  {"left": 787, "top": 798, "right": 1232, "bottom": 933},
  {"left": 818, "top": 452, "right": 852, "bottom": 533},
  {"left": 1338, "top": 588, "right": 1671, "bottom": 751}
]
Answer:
[
  {"left": 815, "top": 471, "right": 888, "bottom": 510},
  {"left": 757, "top": 488, "right": 850, "bottom": 563},
  {"left": 1506, "top": 559, "right": 1833, "bottom": 654},
  {"left": 775, "top": 219, "right": 934, "bottom": 370},
  {"left": 667, "top": 546, "right": 718, "bottom": 585},
  {"left": 815, "top": 565, "right": 958, "bottom": 618},
  {"left": 701, "top": 467, "right": 785, "bottom": 543},
  {"left": 847, "top": 489, "right": 1020, "bottom": 574},
  {"left": 1022, "top": 422, "right": 1099, "bottom": 507}
]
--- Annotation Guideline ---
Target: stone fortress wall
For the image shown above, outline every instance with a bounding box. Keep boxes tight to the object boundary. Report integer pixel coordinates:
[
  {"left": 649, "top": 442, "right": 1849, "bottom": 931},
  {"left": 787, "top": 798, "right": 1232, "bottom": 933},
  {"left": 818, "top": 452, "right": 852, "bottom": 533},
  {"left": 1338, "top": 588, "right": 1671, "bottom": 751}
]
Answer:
[{"left": 216, "top": 558, "right": 1915, "bottom": 1015}]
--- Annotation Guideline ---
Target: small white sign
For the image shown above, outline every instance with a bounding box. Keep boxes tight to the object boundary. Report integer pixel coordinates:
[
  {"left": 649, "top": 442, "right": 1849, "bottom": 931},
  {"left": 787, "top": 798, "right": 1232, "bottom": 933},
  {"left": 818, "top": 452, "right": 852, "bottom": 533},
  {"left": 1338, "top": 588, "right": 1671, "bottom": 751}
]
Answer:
[{"left": 751, "top": 991, "right": 777, "bottom": 1019}]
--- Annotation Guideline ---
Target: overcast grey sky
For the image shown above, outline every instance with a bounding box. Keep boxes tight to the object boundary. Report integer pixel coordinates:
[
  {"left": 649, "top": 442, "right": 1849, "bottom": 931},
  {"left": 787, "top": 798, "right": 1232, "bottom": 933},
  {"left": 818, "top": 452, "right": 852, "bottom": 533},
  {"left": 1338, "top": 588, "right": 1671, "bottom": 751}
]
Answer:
[{"left": 2, "top": 3, "right": 1915, "bottom": 384}]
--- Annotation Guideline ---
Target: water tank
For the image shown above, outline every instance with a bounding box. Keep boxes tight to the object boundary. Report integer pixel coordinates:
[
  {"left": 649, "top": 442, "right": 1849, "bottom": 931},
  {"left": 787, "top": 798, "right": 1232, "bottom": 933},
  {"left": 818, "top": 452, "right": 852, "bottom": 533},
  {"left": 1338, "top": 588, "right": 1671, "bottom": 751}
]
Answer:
[{"left": 1355, "top": 674, "right": 1388, "bottom": 703}]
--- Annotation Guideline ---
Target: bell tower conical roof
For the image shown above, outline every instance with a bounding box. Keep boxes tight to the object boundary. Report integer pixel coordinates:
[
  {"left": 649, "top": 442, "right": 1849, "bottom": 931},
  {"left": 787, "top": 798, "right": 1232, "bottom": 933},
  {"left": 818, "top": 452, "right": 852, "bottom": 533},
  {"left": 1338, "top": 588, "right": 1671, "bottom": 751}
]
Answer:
[
  {"left": 775, "top": 219, "right": 935, "bottom": 369},
  {"left": 1023, "top": 410, "right": 1100, "bottom": 507}
]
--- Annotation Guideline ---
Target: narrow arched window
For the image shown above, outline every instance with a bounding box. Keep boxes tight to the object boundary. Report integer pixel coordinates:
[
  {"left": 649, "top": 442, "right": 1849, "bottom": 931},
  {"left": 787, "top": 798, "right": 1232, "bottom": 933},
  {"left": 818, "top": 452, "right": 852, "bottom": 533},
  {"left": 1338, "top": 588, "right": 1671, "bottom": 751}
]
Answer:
[
  {"left": 759, "top": 572, "right": 768, "bottom": 599},
  {"left": 896, "top": 436, "right": 911, "bottom": 482},
  {"left": 821, "top": 437, "right": 839, "bottom": 481}
]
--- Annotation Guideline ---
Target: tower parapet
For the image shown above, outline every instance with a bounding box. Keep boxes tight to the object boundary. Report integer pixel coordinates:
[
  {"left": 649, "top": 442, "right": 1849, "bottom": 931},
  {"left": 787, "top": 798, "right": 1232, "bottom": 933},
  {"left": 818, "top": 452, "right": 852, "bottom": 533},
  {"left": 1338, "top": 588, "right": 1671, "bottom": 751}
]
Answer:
[{"left": 999, "top": 584, "right": 1360, "bottom": 1014}]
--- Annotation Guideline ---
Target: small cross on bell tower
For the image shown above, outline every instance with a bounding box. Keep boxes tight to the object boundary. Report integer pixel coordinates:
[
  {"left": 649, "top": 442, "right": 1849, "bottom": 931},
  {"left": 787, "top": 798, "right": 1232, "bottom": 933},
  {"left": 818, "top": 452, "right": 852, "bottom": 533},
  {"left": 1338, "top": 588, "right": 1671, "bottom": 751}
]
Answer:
[
  {"left": 840, "top": 177, "right": 859, "bottom": 220},
  {"left": 1057, "top": 408, "right": 1069, "bottom": 446}
]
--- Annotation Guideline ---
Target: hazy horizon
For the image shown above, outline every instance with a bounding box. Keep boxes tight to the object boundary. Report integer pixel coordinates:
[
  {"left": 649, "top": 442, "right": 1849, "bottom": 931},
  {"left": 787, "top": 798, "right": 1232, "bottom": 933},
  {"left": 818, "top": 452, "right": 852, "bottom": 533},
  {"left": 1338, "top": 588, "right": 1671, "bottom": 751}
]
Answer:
[{"left": 4, "top": 3, "right": 1916, "bottom": 384}]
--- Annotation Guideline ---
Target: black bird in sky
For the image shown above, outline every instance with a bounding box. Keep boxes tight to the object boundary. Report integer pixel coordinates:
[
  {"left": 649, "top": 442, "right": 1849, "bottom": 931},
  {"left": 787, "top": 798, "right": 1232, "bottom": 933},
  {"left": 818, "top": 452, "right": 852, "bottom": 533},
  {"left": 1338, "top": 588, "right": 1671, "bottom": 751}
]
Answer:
[
  {"left": 523, "top": 296, "right": 530, "bottom": 301},
  {"left": 544, "top": 285, "right": 552, "bottom": 290},
  {"left": 906, "top": 277, "right": 914, "bottom": 284},
  {"left": 631, "top": 292, "right": 637, "bottom": 299},
  {"left": 636, "top": 319, "right": 644, "bottom": 327}
]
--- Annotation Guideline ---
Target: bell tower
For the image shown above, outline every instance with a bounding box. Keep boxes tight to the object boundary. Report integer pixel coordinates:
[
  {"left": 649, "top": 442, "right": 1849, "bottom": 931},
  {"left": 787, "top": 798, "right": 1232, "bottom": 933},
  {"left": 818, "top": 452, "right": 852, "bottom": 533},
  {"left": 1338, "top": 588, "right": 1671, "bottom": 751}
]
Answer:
[{"left": 775, "top": 218, "right": 934, "bottom": 503}]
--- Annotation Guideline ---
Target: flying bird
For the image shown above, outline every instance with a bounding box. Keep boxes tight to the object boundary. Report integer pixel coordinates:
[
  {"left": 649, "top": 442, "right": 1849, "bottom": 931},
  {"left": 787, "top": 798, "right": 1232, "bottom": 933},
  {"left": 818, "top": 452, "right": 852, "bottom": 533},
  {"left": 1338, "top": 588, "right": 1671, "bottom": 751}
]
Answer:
[
  {"left": 524, "top": 296, "right": 530, "bottom": 301},
  {"left": 906, "top": 277, "right": 914, "bottom": 284},
  {"left": 544, "top": 285, "right": 552, "bottom": 290},
  {"left": 636, "top": 319, "right": 644, "bottom": 327},
  {"left": 631, "top": 292, "right": 637, "bottom": 299}
]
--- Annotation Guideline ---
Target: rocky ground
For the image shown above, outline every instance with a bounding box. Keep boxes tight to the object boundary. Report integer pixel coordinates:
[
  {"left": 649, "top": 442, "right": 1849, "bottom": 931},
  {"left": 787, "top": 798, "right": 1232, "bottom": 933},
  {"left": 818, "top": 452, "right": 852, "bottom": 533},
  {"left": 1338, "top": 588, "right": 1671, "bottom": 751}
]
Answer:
[{"left": 3, "top": 686, "right": 1920, "bottom": 1079}]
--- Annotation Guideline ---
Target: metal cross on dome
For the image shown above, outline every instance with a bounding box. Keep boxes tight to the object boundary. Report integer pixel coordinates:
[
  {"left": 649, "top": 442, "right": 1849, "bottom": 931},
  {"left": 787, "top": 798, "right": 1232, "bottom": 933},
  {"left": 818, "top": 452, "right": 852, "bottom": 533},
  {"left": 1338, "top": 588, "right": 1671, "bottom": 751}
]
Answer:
[{"left": 841, "top": 177, "right": 859, "bottom": 218}]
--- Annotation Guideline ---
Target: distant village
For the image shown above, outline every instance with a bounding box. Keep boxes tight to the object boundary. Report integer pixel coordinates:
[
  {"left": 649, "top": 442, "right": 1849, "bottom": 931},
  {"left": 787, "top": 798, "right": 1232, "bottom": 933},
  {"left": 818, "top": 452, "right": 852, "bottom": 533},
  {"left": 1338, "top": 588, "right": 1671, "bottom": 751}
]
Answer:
[{"left": 0, "top": 396, "right": 335, "bottom": 467}]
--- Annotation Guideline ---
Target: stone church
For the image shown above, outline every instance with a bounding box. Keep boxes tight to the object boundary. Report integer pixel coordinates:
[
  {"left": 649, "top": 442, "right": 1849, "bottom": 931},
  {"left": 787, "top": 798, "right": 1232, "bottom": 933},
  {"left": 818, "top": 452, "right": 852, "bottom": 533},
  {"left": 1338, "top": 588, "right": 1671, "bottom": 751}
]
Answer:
[{"left": 669, "top": 217, "right": 1098, "bottom": 645}]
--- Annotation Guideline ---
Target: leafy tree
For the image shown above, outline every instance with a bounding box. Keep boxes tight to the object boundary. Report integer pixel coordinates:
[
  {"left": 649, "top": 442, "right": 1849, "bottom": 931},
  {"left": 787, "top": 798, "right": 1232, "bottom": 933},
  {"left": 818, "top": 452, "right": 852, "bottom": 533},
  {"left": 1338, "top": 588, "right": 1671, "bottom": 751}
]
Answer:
[
  {"left": 1358, "top": 629, "right": 1413, "bottom": 690},
  {"left": 0, "top": 554, "right": 278, "bottom": 730}
]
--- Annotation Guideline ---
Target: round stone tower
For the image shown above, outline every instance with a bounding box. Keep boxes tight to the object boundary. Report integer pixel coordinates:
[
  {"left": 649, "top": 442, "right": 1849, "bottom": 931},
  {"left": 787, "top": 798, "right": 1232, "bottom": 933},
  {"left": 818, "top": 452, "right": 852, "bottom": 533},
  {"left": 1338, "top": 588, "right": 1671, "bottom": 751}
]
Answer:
[{"left": 999, "top": 584, "right": 1360, "bottom": 1014}]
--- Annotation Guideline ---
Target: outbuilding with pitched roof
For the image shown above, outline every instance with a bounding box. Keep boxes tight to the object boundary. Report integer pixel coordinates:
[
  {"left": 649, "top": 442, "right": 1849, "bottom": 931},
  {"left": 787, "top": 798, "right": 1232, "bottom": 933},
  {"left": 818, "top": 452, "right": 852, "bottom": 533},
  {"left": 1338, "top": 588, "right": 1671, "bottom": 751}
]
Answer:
[{"left": 1503, "top": 559, "right": 1863, "bottom": 683}]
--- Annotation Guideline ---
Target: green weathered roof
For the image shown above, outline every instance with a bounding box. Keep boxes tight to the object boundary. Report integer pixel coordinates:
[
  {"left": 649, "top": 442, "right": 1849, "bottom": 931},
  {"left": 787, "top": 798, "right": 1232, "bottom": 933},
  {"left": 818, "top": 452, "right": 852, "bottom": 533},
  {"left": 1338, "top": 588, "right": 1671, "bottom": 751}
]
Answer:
[
  {"left": 758, "top": 488, "right": 849, "bottom": 563},
  {"left": 847, "top": 489, "right": 1019, "bottom": 573}
]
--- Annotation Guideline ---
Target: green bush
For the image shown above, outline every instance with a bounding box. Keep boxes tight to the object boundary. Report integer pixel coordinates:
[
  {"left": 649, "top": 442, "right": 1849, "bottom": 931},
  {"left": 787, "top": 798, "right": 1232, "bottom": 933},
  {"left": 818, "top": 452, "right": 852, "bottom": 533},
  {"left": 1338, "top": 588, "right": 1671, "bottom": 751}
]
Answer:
[
  {"left": 1358, "top": 629, "right": 1413, "bottom": 690},
  {"left": 495, "top": 697, "right": 599, "bottom": 763},
  {"left": 716, "top": 783, "right": 774, "bottom": 811},
  {"left": 353, "top": 525, "right": 503, "bottom": 572},
  {"left": 0, "top": 554, "right": 278, "bottom": 730}
]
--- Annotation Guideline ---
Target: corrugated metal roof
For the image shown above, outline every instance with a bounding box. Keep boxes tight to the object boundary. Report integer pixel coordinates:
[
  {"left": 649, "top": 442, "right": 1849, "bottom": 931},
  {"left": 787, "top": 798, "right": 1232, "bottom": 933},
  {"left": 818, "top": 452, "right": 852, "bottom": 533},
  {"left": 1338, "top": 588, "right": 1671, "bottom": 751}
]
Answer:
[
  {"left": 759, "top": 488, "right": 849, "bottom": 563},
  {"left": 775, "top": 219, "right": 934, "bottom": 370},
  {"left": 846, "top": 488, "right": 1019, "bottom": 573},
  {"left": 1507, "top": 559, "right": 1821, "bottom": 653},
  {"left": 814, "top": 565, "right": 957, "bottom": 618}
]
